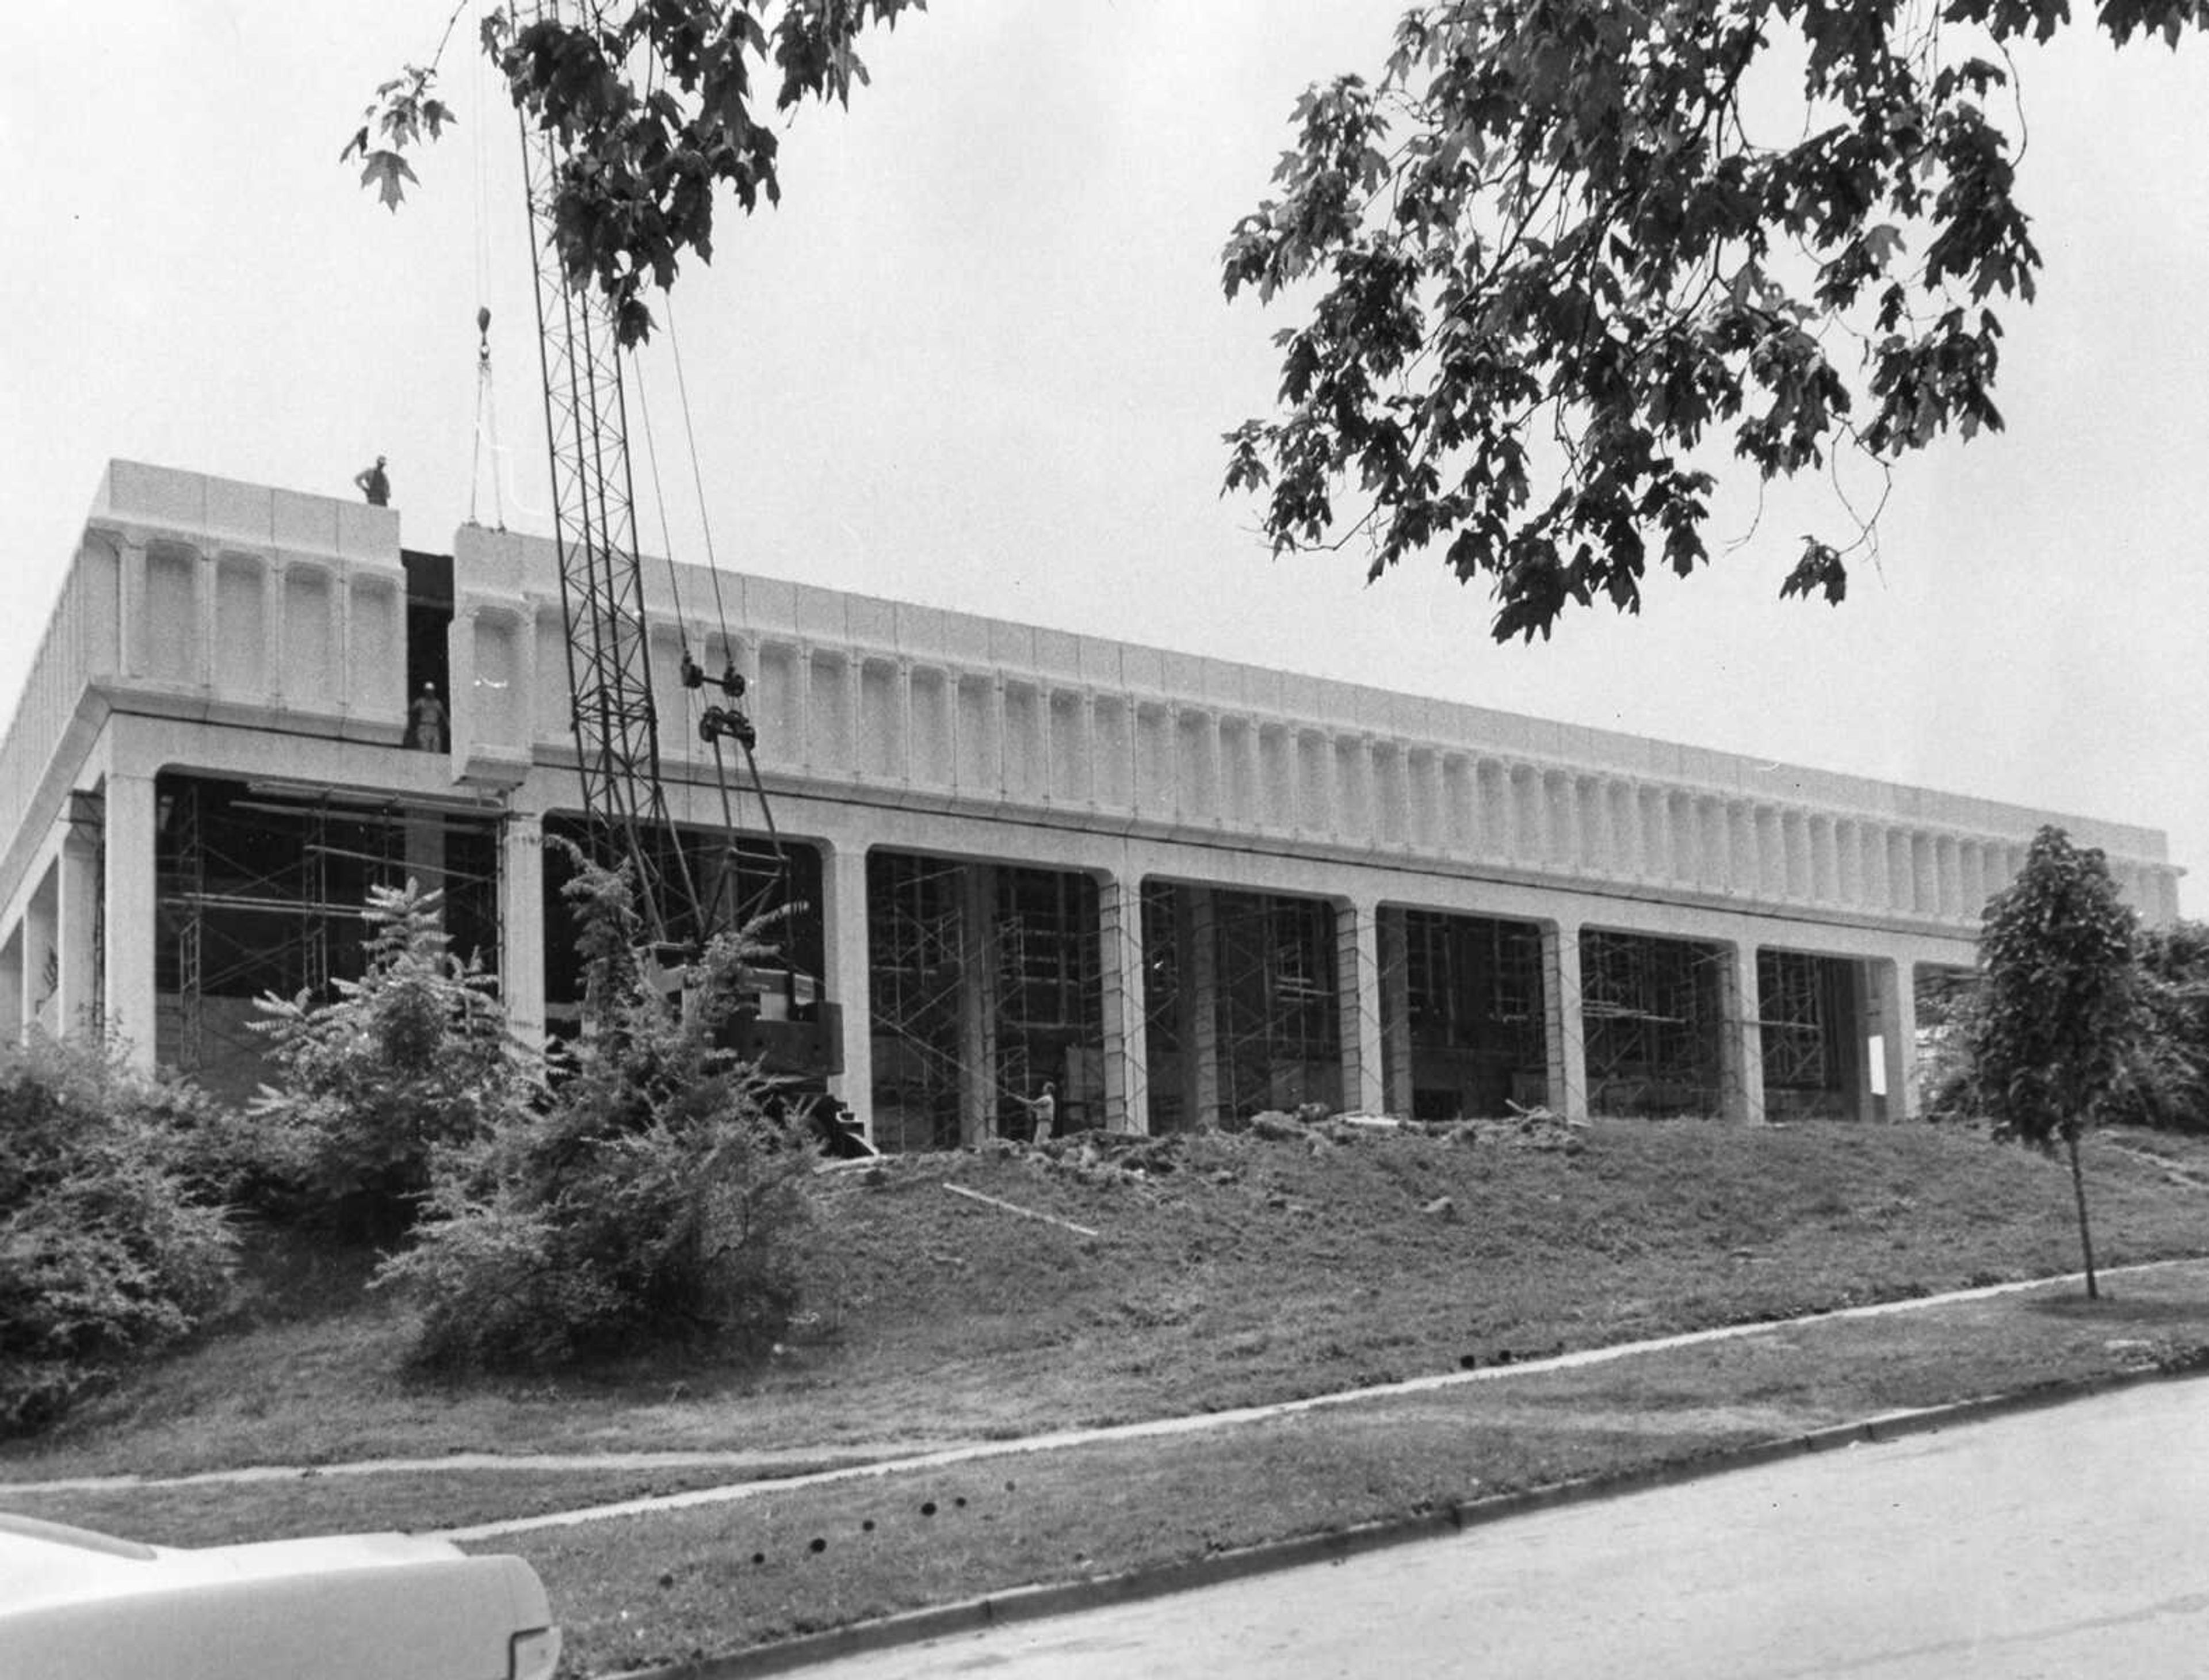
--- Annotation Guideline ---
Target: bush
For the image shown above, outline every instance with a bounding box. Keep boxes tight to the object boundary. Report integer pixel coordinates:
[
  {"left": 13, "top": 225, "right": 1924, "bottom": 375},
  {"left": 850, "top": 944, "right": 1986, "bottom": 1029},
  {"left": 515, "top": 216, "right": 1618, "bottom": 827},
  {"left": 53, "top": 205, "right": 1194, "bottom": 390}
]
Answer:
[
  {"left": 376, "top": 856, "right": 819, "bottom": 1370},
  {"left": 0, "top": 1038, "right": 237, "bottom": 1435},
  {"left": 2111, "top": 920, "right": 2209, "bottom": 1132},
  {"left": 249, "top": 883, "right": 539, "bottom": 1239}
]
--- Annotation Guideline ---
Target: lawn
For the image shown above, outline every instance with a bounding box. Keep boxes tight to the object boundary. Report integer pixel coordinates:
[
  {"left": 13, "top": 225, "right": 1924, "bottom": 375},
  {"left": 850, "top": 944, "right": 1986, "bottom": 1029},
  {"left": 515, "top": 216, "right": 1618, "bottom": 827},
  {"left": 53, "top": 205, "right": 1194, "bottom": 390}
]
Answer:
[{"left": 5, "top": 1118, "right": 2207, "bottom": 1673}]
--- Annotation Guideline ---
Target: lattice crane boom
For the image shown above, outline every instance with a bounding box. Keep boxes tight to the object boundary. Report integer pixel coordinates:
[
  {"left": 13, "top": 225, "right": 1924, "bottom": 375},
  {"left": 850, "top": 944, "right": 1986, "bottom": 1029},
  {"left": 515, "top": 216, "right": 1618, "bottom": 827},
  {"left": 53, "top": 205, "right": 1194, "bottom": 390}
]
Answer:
[{"left": 515, "top": 42, "right": 708, "bottom": 955}]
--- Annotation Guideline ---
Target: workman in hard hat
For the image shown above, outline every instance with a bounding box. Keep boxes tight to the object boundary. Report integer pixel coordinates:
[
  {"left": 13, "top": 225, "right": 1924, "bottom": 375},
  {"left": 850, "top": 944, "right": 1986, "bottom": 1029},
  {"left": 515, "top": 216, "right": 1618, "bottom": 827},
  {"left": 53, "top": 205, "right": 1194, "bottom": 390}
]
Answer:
[{"left": 409, "top": 682, "right": 448, "bottom": 753}]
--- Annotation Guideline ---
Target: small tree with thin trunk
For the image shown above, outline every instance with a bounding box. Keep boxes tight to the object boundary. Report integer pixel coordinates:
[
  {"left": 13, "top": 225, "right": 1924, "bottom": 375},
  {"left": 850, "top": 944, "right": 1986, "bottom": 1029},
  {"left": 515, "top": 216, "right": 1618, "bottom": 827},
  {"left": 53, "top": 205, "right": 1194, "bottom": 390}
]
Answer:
[{"left": 1971, "top": 826, "right": 2140, "bottom": 1299}]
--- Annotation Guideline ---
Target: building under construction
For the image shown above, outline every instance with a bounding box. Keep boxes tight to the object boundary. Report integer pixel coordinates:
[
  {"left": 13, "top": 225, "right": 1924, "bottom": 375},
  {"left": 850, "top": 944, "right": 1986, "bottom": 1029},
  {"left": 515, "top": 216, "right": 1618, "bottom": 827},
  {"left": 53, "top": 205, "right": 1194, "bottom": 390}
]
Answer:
[{"left": 0, "top": 462, "right": 2185, "bottom": 1138}]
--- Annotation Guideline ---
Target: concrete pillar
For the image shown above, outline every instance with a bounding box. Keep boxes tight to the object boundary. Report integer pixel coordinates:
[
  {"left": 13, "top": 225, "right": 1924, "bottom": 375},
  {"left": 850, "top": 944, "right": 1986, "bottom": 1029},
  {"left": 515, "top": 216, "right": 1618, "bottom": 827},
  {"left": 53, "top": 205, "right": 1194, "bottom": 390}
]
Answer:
[
  {"left": 0, "top": 928, "right": 21, "bottom": 1049},
  {"left": 958, "top": 862, "right": 999, "bottom": 1144},
  {"left": 1541, "top": 921, "right": 1587, "bottom": 1122},
  {"left": 24, "top": 868, "right": 57, "bottom": 1037},
  {"left": 1181, "top": 885, "right": 1220, "bottom": 1127},
  {"left": 1718, "top": 943, "right": 1768, "bottom": 1125},
  {"left": 1868, "top": 957, "right": 1919, "bottom": 1121},
  {"left": 1849, "top": 959, "right": 1882, "bottom": 1124},
  {"left": 1097, "top": 872, "right": 1149, "bottom": 1133},
  {"left": 821, "top": 842, "right": 873, "bottom": 1136},
  {"left": 1811, "top": 815, "right": 1839, "bottom": 904},
  {"left": 1337, "top": 897, "right": 1386, "bottom": 1114},
  {"left": 56, "top": 830, "right": 101, "bottom": 1038},
  {"left": 101, "top": 773, "right": 159, "bottom": 1067},
  {"left": 1377, "top": 905, "right": 1414, "bottom": 1116},
  {"left": 117, "top": 536, "right": 150, "bottom": 678},
  {"left": 500, "top": 813, "right": 547, "bottom": 1047}
]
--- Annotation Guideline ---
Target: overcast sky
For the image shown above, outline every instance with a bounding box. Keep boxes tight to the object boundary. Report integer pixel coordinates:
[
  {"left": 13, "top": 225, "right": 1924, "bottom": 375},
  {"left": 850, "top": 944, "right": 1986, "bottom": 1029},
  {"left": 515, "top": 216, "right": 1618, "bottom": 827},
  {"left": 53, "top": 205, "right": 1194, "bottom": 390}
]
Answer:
[{"left": 3, "top": 3, "right": 2203, "bottom": 912}]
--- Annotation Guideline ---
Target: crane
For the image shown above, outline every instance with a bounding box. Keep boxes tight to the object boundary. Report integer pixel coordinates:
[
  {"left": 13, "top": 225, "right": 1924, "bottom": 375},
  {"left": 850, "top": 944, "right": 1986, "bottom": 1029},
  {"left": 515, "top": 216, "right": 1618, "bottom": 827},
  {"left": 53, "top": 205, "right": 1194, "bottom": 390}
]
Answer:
[{"left": 508, "top": 3, "right": 849, "bottom": 1122}]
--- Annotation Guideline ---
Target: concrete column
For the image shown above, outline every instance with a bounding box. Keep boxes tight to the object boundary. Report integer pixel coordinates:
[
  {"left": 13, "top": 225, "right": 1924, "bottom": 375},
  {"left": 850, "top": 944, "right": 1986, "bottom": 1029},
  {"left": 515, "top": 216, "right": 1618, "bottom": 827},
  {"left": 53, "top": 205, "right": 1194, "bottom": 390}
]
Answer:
[
  {"left": 891, "top": 659, "right": 915, "bottom": 786},
  {"left": 1097, "top": 872, "right": 1149, "bottom": 1133},
  {"left": 1849, "top": 959, "right": 1882, "bottom": 1124},
  {"left": 1337, "top": 896, "right": 1386, "bottom": 1114},
  {"left": 500, "top": 814, "right": 546, "bottom": 1047},
  {"left": 1811, "top": 815, "right": 1839, "bottom": 904},
  {"left": 1646, "top": 788, "right": 1675, "bottom": 883},
  {"left": 1886, "top": 830, "right": 1914, "bottom": 914},
  {"left": 958, "top": 862, "right": 999, "bottom": 1143},
  {"left": 193, "top": 545, "right": 217, "bottom": 689},
  {"left": 101, "top": 773, "right": 159, "bottom": 1066},
  {"left": 1182, "top": 885, "right": 1220, "bottom": 1127},
  {"left": 1784, "top": 812, "right": 1812, "bottom": 899},
  {"left": 56, "top": 829, "right": 101, "bottom": 1038},
  {"left": 117, "top": 536, "right": 150, "bottom": 678},
  {"left": 1549, "top": 770, "right": 1580, "bottom": 868},
  {"left": 1867, "top": 957, "right": 1918, "bottom": 1121},
  {"left": 0, "top": 929, "right": 22, "bottom": 1049},
  {"left": 1376, "top": 905, "right": 1414, "bottom": 1116},
  {"left": 1718, "top": 942, "right": 1768, "bottom": 1125},
  {"left": 821, "top": 842, "right": 873, "bottom": 1136},
  {"left": 1271, "top": 726, "right": 1301, "bottom": 835},
  {"left": 265, "top": 558, "right": 291, "bottom": 705},
  {"left": 1612, "top": 781, "right": 1642, "bottom": 880},
  {"left": 24, "top": 869, "right": 57, "bottom": 1037},
  {"left": 1541, "top": 920, "right": 1587, "bottom": 1122},
  {"left": 1075, "top": 689, "right": 1100, "bottom": 810},
  {"left": 1937, "top": 835, "right": 1963, "bottom": 920}
]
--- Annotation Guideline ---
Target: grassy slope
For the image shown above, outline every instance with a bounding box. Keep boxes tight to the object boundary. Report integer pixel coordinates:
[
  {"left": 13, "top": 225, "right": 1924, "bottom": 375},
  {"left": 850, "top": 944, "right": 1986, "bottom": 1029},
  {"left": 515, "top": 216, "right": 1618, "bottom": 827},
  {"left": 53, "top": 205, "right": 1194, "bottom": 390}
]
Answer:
[{"left": 5, "top": 1119, "right": 2205, "bottom": 1481}]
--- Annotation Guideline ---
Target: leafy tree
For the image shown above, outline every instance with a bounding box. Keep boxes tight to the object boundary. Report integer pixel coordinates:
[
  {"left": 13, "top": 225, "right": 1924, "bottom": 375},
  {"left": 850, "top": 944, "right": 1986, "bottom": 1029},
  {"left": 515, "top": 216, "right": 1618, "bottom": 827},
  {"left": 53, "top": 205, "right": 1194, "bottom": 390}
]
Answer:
[
  {"left": 250, "top": 882, "right": 539, "bottom": 1241},
  {"left": 1970, "top": 825, "right": 2140, "bottom": 1299},
  {"left": 0, "top": 1038, "right": 237, "bottom": 1436},
  {"left": 346, "top": 0, "right": 923, "bottom": 346},
  {"left": 376, "top": 851, "right": 819, "bottom": 1370},
  {"left": 1221, "top": 0, "right": 2205, "bottom": 641}
]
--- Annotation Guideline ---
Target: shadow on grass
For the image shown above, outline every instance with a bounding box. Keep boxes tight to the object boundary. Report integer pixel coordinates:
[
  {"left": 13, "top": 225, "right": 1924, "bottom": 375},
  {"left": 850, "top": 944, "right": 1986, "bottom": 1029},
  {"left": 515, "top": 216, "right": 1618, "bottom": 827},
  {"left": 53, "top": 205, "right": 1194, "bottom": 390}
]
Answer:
[{"left": 2024, "top": 1294, "right": 2209, "bottom": 1325}]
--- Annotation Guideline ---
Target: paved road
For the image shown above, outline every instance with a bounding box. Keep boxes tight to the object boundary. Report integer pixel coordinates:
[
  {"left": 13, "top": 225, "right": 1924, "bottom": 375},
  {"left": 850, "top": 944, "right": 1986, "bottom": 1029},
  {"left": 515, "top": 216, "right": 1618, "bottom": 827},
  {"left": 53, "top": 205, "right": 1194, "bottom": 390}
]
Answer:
[{"left": 800, "top": 1378, "right": 2209, "bottom": 1678}]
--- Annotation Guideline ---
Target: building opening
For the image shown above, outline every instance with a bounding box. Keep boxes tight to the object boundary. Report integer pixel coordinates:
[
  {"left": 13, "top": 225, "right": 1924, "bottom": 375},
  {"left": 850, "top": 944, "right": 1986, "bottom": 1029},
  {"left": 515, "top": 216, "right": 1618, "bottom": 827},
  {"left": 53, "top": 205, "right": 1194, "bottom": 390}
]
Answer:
[
  {"left": 1141, "top": 883, "right": 1343, "bottom": 1131},
  {"left": 154, "top": 773, "right": 500, "bottom": 1104},
  {"left": 538, "top": 816, "right": 834, "bottom": 1087},
  {"left": 402, "top": 548, "right": 453, "bottom": 746},
  {"left": 1756, "top": 947, "right": 1867, "bottom": 1120},
  {"left": 866, "top": 851, "right": 1103, "bottom": 1152},
  {"left": 1378, "top": 907, "right": 1549, "bottom": 1118},
  {"left": 1580, "top": 927, "right": 1727, "bottom": 1118}
]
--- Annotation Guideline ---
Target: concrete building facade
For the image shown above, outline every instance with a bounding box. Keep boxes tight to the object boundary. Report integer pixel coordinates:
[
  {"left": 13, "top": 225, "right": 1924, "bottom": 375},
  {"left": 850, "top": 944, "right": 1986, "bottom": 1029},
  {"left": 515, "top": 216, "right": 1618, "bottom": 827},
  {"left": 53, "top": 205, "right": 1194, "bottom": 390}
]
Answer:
[{"left": 0, "top": 461, "right": 2185, "bottom": 1138}]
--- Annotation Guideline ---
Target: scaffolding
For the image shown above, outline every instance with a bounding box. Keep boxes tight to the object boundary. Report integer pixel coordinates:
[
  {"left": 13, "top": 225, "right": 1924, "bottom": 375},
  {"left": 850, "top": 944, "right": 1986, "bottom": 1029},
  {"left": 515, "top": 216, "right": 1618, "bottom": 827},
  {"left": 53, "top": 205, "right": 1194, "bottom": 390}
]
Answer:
[
  {"left": 1579, "top": 927, "right": 1730, "bottom": 1117},
  {"left": 155, "top": 774, "right": 502, "bottom": 1101},
  {"left": 866, "top": 852, "right": 1103, "bottom": 1151},
  {"left": 1140, "top": 883, "right": 1343, "bottom": 1130},
  {"left": 1383, "top": 907, "right": 1549, "bottom": 1119}
]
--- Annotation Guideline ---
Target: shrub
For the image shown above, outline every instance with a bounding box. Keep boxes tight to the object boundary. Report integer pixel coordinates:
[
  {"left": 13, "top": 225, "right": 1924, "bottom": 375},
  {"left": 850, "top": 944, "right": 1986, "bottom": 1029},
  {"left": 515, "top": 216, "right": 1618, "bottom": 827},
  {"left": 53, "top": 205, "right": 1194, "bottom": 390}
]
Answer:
[
  {"left": 0, "top": 1038, "right": 237, "bottom": 1435},
  {"left": 376, "top": 854, "right": 819, "bottom": 1370},
  {"left": 2112, "top": 920, "right": 2209, "bottom": 1132},
  {"left": 249, "top": 882, "right": 539, "bottom": 1239}
]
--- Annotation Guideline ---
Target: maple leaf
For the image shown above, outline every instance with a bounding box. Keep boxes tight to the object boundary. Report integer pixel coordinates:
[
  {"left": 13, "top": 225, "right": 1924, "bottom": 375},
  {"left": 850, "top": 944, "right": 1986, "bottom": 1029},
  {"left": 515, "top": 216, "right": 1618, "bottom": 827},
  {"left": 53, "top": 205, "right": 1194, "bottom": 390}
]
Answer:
[{"left": 358, "top": 150, "right": 420, "bottom": 212}]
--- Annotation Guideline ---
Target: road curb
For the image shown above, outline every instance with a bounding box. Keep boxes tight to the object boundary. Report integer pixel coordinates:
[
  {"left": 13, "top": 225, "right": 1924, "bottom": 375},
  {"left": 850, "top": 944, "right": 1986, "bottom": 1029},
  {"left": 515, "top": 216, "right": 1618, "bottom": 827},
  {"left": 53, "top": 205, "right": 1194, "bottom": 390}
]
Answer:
[{"left": 626, "top": 1353, "right": 2209, "bottom": 1680}]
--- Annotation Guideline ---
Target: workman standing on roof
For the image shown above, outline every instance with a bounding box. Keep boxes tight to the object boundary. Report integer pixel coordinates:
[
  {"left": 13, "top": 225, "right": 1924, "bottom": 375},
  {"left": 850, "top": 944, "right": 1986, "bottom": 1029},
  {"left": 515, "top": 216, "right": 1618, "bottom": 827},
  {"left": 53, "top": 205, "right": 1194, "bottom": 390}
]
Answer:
[{"left": 354, "top": 455, "right": 391, "bottom": 506}]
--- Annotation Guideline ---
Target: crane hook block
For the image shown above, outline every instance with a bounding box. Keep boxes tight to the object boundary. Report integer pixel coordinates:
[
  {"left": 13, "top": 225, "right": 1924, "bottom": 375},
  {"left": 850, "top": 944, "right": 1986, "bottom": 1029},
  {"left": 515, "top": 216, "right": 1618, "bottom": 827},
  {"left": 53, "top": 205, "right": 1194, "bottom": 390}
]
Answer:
[
  {"left": 681, "top": 652, "right": 747, "bottom": 698},
  {"left": 700, "top": 705, "right": 757, "bottom": 749}
]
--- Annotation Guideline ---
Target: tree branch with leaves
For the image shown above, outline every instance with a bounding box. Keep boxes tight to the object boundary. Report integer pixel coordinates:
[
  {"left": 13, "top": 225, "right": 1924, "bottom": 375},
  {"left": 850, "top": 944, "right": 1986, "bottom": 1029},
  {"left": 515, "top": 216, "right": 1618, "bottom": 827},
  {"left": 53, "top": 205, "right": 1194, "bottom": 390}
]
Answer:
[
  {"left": 1221, "top": 0, "right": 2202, "bottom": 642},
  {"left": 346, "top": 0, "right": 924, "bottom": 345}
]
